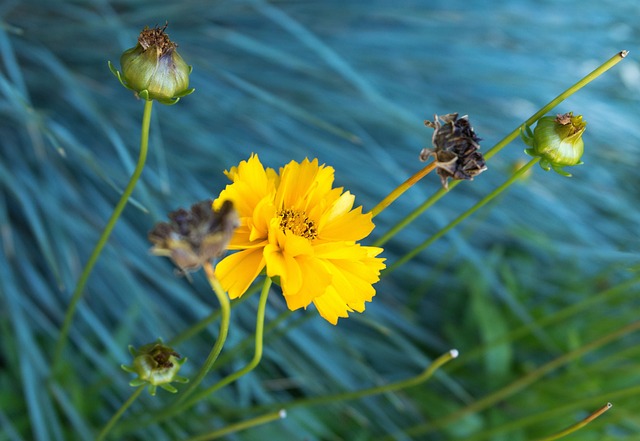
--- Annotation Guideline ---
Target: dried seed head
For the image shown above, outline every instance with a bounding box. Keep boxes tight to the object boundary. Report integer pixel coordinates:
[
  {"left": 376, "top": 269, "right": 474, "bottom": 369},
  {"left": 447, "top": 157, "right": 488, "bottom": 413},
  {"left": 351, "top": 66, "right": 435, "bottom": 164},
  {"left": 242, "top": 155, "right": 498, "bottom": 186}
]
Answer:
[
  {"left": 419, "top": 113, "right": 487, "bottom": 189},
  {"left": 149, "top": 200, "right": 239, "bottom": 274}
]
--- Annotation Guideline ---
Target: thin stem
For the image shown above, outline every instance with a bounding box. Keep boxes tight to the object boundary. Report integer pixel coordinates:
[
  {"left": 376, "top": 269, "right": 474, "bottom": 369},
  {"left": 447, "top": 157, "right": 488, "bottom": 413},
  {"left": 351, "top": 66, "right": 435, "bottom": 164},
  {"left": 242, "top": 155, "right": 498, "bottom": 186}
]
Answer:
[
  {"left": 534, "top": 403, "right": 612, "bottom": 441},
  {"left": 370, "top": 161, "right": 437, "bottom": 218},
  {"left": 175, "top": 277, "right": 272, "bottom": 413},
  {"left": 53, "top": 99, "right": 154, "bottom": 370},
  {"left": 176, "top": 262, "right": 231, "bottom": 403},
  {"left": 385, "top": 157, "right": 539, "bottom": 274},
  {"left": 184, "top": 409, "right": 286, "bottom": 441},
  {"left": 275, "top": 349, "right": 458, "bottom": 411},
  {"left": 169, "top": 283, "right": 260, "bottom": 346},
  {"left": 96, "top": 386, "right": 144, "bottom": 441},
  {"left": 485, "top": 50, "right": 627, "bottom": 161},
  {"left": 395, "top": 320, "right": 640, "bottom": 439},
  {"left": 374, "top": 50, "right": 628, "bottom": 248}
]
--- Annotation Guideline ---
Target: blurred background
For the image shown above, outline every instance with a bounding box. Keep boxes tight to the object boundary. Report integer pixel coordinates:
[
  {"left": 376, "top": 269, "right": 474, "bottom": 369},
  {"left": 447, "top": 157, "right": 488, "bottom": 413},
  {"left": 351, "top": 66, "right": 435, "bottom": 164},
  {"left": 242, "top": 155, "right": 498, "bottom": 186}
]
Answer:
[{"left": 1, "top": 0, "right": 639, "bottom": 440}]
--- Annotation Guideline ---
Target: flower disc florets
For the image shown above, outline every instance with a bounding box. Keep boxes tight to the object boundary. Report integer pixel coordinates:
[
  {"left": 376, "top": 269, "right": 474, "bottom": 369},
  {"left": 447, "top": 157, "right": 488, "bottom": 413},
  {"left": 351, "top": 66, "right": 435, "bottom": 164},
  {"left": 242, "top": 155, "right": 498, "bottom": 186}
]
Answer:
[
  {"left": 121, "top": 340, "right": 188, "bottom": 395},
  {"left": 109, "top": 23, "right": 194, "bottom": 104},
  {"left": 212, "top": 154, "right": 386, "bottom": 325},
  {"left": 522, "top": 112, "right": 586, "bottom": 177},
  {"left": 149, "top": 200, "right": 239, "bottom": 274},
  {"left": 419, "top": 113, "right": 487, "bottom": 188}
]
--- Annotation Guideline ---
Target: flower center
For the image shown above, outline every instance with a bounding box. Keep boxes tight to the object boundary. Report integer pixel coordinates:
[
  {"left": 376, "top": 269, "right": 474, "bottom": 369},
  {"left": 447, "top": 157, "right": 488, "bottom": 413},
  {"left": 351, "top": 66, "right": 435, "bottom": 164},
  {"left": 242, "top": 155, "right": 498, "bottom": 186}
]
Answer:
[{"left": 277, "top": 209, "right": 317, "bottom": 239}]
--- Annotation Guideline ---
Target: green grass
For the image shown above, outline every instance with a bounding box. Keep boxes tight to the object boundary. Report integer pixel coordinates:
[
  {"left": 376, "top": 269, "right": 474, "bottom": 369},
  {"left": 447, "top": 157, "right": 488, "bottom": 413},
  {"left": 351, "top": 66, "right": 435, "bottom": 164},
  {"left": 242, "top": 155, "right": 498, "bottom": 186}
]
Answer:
[{"left": 1, "top": 1, "right": 639, "bottom": 440}]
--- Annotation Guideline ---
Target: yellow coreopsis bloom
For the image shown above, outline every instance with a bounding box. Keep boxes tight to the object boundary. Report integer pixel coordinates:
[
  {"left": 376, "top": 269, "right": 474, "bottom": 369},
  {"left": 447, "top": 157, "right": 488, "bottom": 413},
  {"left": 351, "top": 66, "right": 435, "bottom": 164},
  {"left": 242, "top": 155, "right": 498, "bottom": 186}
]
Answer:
[{"left": 212, "top": 154, "right": 385, "bottom": 324}]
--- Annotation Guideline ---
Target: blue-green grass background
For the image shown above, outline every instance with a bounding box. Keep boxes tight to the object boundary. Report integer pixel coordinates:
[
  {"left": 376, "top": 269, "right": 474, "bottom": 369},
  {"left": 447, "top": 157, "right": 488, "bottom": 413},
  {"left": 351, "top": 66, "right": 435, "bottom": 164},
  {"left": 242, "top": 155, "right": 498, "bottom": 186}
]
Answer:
[{"left": 1, "top": 0, "right": 639, "bottom": 440}]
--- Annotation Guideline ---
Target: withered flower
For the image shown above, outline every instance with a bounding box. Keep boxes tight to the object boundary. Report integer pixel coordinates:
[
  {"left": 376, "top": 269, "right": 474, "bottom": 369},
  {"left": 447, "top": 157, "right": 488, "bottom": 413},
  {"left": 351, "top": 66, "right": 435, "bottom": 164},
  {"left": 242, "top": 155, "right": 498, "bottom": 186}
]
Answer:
[
  {"left": 149, "top": 200, "right": 239, "bottom": 274},
  {"left": 419, "top": 113, "right": 487, "bottom": 189}
]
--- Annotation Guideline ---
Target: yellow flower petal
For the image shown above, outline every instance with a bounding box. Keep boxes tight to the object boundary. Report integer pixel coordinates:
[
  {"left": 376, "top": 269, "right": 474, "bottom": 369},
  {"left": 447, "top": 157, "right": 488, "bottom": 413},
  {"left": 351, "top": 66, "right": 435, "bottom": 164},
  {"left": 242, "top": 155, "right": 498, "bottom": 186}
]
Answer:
[
  {"left": 214, "top": 154, "right": 276, "bottom": 218},
  {"left": 319, "top": 205, "right": 374, "bottom": 242},
  {"left": 279, "top": 255, "right": 332, "bottom": 310},
  {"left": 215, "top": 248, "right": 265, "bottom": 299},
  {"left": 313, "top": 287, "right": 352, "bottom": 325}
]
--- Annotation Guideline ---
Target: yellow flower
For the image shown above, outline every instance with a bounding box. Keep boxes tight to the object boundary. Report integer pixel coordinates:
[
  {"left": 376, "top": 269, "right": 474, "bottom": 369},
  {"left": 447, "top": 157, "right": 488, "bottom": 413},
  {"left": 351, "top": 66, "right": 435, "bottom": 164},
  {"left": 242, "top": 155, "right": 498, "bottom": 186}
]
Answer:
[{"left": 213, "top": 154, "right": 385, "bottom": 324}]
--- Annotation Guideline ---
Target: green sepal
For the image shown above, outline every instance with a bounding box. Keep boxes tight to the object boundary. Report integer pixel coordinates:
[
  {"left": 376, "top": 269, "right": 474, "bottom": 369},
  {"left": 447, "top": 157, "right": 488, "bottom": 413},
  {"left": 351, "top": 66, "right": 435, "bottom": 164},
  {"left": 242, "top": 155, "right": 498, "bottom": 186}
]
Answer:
[{"left": 159, "top": 384, "right": 178, "bottom": 393}]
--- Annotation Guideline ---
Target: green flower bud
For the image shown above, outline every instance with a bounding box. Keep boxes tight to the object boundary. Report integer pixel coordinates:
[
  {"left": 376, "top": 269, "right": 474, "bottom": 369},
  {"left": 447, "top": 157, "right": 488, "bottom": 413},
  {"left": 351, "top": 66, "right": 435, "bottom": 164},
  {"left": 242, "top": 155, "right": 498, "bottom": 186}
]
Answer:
[
  {"left": 121, "top": 340, "right": 188, "bottom": 395},
  {"left": 521, "top": 112, "right": 586, "bottom": 177},
  {"left": 109, "top": 24, "right": 194, "bottom": 105}
]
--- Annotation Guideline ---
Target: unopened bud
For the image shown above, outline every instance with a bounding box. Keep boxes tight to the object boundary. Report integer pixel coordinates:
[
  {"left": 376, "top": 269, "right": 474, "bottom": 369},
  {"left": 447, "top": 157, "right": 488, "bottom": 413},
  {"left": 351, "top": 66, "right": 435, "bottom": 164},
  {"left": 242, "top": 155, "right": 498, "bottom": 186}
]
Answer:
[
  {"left": 121, "top": 340, "right": 188, "bottom": 395},
  {"left": 109, "top": 23, "right": 194, "bottom": 105},
  {"left": 521, "top": 112, "right": 586, "bottom": 177}
]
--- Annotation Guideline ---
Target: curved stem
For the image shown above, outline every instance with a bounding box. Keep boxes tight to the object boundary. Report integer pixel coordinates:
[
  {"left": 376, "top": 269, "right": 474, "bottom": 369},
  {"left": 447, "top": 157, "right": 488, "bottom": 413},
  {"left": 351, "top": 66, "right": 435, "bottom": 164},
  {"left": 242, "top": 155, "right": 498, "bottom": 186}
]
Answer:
[
  {"left": 96, "top": 385, "right": 144, "bottom": 441},
  {"left": 385, "top": 157, "right": 539, "bottom": 274},
  {"left": 274, "top": 349, "right": 458, "bottom": 411},
  {"left": 374, "top": 50, "right": 628, "bottom": 249},
  {"left": 397, "top": 320, "right": 640, "bottom": 439},
  {"left": 168, "top": 289, "right": 255, "bottom": 347},
  {"left": 176, "top": 277, "right": 272, "bottom": 412},
  {"left": 184, "top": 409, "right": 286, "bottom": 441},
  {"left": 370, "top": 161, "right": 437, "bottom": 218},
  {"left": 53, "top": 99, "right": 154, "bottom": 370},
  {"left": 176, "top": 262, "right": 231, "bottom": 403},
  {"left": 535, "top": 403, "right": 612, "bottom": 441}
]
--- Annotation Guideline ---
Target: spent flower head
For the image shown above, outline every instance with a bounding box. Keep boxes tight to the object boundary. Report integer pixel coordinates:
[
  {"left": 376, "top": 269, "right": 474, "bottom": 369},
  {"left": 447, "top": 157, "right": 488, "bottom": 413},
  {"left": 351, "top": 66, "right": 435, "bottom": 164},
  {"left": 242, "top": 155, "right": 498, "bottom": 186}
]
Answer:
[
  {"left": 149, "top": 200, "right": 239, "bottom": 274},
  {"left": 109, "top": 23, "right": 194, "bottom": 104},
  {"left": 420, "top": 113, "right": 487, "bottom": 189},
  {"left": 522, "top": 112, "right": 586, "bottom": 177},
  {"left": 212, "top": 154, "right": 386, "bottom": 325},
  {"left": 121, "top": 340, "right": 188, "bottom": 395}
]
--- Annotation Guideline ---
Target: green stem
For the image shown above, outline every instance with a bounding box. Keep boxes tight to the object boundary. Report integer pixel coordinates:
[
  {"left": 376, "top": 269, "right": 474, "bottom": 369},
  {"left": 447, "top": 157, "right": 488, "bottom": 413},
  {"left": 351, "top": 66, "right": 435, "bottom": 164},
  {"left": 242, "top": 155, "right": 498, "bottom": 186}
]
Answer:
[
  {"left": 168, "top": 283, "right": 259, "bottom": 347},
  {"left": 385, "top": 158, "right": 539, "bottom": 274},
  {"left": 184, "top": 409, "right": 286, "bottom": 441},
  {"left": 175, "top": 277, "right": 272, "bottom": 412},
  {"left": 53, "top": 99, "right": 154, "bottom": 370},
  {"left": 374, "top": 50, "right": 628, "bottom": 248},
  {"left": 273, "top": 349, "right": 458, "bottom": 411},
  {"left": 96, "top": 385, "right": 144, "bottom": 441},
  {"left": 395, "top": 320, "right": 640, "bottom": 440},
  {"left": 176, "top": 262, "right": 231, "bottom": 403},
  {"left": 534, "top": 403, "right": 612, "bottom": 441}
]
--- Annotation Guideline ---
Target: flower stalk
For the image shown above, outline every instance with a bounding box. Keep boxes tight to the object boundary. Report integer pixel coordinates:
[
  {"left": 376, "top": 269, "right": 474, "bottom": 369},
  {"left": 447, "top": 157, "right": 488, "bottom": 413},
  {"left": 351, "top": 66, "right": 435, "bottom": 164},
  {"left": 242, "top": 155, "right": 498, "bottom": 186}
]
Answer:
[
  {"left": 534, "top": 402, "right": 612, "bottom": 441},
  {"left": 384, "top": 157, "right": 540, "bottom": 274},
  {"left": 96, "top": 385, "right": 145, "bottom": 441},
  {"left": 52, "top": 99, "right": 154, "bottom": 371},
  {"left": 370, "top": 161, "right": 437, "bottom": 218},
  {"left": 184, "top": 277, "right": 271, "bottom": 407},
  {"left": 175, "top": 262, "right": 231, "bottom": 403},
  {"left": 272, "top": 349, "right": 459, "bottom": 410},
  {"left": 184, "top": 409, "right": 287, "bottom": 441},
  {"left": 399, "top": 320, "right": 640, "bottom": 439}
]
